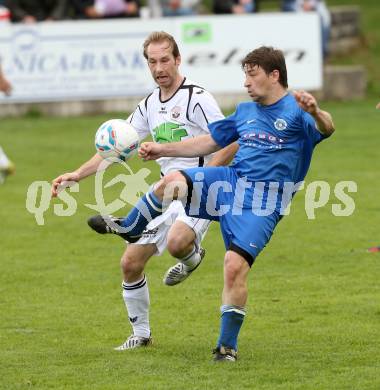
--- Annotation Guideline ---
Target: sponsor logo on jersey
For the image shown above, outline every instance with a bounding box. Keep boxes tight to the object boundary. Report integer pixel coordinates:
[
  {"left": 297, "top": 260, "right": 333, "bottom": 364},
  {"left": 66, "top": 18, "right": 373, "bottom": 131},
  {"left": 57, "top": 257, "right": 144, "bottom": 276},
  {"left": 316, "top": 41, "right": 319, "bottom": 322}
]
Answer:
[
  {"left": 159, "top": 106, "right": 167, "bottom": 114},
  {"left": 274, "top": 118, "right": 287, "bottom": 131},
  {"left": 153, "top": 122, "right": 188, "bottom": 143},
  {"left": 241, "top": 131, "right": 284, "bottom": 150},
  {"left": 171, "top": 106, "right": 181, "bottom": 120},
  {"left": 242, "top": 132, "right": 284, "bottom": 143}
]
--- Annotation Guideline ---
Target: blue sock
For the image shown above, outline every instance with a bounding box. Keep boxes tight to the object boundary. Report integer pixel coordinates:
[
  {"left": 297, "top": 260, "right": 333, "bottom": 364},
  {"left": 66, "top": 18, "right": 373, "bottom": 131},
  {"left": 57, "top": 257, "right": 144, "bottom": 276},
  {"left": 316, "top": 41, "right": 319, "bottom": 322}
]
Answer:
[
  {"left": 120, "top": 191, "right": 163, "bottom": 236},
  {"left": 216, "top": 305, "right": 246, "bottom": 350}
]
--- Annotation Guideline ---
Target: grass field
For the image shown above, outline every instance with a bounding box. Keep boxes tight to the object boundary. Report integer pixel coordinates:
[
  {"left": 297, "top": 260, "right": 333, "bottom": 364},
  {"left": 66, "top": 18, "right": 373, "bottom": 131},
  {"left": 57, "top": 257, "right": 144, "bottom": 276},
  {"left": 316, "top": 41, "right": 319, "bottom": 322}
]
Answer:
[{"left": 1, "top": 98, "right": 380, "bottom": 389}]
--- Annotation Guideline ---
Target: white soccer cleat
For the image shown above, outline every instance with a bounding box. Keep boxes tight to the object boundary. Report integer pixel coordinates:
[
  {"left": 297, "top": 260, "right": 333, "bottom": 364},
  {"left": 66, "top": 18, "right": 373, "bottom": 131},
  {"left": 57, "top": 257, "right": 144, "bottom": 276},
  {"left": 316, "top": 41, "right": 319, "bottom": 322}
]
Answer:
[
  {"left": 114, "top": 334, "right": 152, "bottom": 351},
  {"left": 163, "top": 248, "right": 205, "bottom": 286}
]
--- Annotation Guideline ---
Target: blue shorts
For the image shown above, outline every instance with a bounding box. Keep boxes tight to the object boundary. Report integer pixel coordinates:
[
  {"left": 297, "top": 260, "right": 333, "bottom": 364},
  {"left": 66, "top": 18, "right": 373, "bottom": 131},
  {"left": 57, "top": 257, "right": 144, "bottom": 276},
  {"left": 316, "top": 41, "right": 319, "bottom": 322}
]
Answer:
[{"left": 179, "top": 166, "right": 281, "bottom": 266}]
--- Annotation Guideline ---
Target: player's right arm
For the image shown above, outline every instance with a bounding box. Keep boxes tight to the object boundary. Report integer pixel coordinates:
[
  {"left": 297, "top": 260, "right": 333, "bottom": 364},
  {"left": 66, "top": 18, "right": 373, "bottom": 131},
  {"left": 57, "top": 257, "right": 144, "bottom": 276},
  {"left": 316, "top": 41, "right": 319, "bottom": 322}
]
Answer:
[
  {"left": 139, "top": 134, "right": 220, "bottom": 160},
  {"left": 140, "top": 109, "right": 239, "bottom": 160},
  {"left": 51, "top": 153, "right": 105, "bottom": 197}
]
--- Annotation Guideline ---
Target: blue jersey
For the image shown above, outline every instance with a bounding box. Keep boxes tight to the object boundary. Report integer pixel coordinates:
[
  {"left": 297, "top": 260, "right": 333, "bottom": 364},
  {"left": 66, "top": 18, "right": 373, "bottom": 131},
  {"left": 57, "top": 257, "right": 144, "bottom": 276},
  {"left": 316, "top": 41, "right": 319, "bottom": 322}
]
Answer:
[{"left": 209, "top": 94, "right": 328, "bottom": 186}]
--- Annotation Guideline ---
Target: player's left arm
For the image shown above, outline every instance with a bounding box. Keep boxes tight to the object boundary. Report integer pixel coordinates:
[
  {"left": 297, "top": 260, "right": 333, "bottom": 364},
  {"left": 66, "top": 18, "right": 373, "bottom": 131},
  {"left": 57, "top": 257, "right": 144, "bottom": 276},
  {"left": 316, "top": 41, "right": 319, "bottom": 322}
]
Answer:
[{"left": 294, "top": 90, "right": 335, "bottom": 136}]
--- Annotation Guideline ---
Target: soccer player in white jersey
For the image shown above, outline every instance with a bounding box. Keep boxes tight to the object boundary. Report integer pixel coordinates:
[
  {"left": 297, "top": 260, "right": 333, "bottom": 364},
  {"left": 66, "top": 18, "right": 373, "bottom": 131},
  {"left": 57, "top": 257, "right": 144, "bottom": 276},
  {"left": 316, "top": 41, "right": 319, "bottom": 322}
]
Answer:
[{"left": 51, "top": 31, "right": 237, "bottom": 350}]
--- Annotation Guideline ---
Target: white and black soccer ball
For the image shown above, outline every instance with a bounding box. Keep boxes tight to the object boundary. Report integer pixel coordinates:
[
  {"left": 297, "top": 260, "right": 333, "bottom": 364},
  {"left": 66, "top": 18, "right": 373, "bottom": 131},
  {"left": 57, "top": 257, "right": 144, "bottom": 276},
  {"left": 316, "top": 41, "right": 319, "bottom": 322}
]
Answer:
[{"left": 95, "top": 119, "right": 139, "bottom": 161}]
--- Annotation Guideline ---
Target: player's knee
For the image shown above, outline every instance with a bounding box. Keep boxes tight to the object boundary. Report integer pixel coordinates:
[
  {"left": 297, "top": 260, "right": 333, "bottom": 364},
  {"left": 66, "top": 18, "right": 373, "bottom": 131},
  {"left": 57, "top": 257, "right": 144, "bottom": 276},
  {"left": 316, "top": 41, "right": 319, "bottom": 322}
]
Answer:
[
  {"left": 224, "top": 254, "right": 244, "bottom": 288},
  {"left": 120, "top": 252, "right": 144, "bottom": 280},
  {"left": 167, "top": 235, "right": 192, "bottom": 258},
  {"left": 155, "top": 171, "right": 187, "bottom": 201},
  {"left": 164, "top": 171, "right": 186, "bottom": 185}
]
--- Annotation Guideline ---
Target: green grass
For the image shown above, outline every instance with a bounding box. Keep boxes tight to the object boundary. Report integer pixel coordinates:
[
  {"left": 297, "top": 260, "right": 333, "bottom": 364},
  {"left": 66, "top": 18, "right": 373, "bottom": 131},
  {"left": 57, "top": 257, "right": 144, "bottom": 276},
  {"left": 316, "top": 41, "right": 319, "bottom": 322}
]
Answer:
[{"left": 1, "top": 99, "right": 380, "bottom": 389}]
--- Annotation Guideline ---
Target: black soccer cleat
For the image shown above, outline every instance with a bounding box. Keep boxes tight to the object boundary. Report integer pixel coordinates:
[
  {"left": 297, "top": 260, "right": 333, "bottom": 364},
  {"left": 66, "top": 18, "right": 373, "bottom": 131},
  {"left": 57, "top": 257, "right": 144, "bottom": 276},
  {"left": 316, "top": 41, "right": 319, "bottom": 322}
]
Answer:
[
  {"left": 213, "top": 346, "right": 237, "bottom": 362},
  {"left": 87, "top": 215, "right": 141, "bottom": 243}
]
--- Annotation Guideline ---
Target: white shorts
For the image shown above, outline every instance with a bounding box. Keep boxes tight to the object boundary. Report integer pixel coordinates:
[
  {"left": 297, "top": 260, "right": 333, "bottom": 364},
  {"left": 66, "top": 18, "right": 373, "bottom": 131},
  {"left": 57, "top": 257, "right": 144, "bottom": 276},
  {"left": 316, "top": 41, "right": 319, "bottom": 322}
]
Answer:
[{"left": 134, "top": 200, "right": 211, "bottom": 256}]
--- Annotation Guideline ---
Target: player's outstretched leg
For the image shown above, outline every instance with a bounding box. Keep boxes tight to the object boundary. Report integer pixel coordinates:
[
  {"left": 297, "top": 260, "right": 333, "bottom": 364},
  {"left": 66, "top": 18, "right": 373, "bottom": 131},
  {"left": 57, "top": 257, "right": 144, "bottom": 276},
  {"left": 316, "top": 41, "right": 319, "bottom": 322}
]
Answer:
[
  {"left": 110, "top": 172, "right": 188, "bottom": 242},
  {"left": 88, "top": 191, "right": 164, "bottom": 242},
  {"left": 87, "top": 215, "right": 142, "bottom": 242}
]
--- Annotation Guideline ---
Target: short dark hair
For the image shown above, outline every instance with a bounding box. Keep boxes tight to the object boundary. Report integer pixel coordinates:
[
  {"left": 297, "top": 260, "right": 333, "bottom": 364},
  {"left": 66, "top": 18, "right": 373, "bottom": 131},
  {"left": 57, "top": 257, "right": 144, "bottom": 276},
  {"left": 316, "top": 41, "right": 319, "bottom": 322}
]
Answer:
[
  {"left": 241, "top": 46, "right": 288, "bottom": 88},
  {"left": 143, "top": 31, "right": 180, "bottom": 60}
]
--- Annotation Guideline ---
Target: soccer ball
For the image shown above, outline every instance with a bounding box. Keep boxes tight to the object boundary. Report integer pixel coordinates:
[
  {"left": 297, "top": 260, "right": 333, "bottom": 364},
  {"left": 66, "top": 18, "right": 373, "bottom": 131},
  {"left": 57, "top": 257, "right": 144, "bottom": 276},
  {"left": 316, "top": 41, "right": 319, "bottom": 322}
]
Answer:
[{"left": 95, "top": 119, "right": 139, "bottom": 161}]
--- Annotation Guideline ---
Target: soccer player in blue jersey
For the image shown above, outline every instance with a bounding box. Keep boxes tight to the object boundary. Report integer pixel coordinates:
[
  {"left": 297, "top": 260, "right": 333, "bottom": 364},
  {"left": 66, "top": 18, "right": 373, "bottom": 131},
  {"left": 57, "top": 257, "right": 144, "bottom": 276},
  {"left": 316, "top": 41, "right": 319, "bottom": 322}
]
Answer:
[{"left": 93, "top": 46, "right": 335, "bottom": 361}]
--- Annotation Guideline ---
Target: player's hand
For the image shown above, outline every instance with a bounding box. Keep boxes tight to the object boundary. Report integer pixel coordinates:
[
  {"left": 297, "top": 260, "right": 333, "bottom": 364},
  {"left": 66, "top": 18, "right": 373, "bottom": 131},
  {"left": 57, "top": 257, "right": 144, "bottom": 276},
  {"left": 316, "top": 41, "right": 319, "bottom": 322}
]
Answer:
[
  {"left": 293, "top": 90, "right": 319, "bottom": 116},
  {"left": 51, "top": 172, "right": 80, "bottom": 198},
  {"left": 138, "top": 142, "right": 163, "bottom": 161},
  {"left": 376, "top": 102, "right": 380, "bottom": 109}
]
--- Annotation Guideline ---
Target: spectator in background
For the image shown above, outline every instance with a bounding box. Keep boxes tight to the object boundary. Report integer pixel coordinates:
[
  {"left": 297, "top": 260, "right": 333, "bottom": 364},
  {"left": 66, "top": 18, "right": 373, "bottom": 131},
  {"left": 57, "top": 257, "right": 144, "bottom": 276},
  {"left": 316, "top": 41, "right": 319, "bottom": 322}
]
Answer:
[
  {"left": 213, "top": 0, "right": 257, "bottom": 14},
  {"left": 282, "top": 0, "right": 331, "bottom": 58},
  {"left": 159, "top": 0, "right": 199, "bottom": 16},
  {"left": 71, "top": 0, "right": 140, "bottom": 18},
  {"left": 0, "top": 0, "right": 11, "bottom": 21},
  {"left": 5, "top": 0, "right": 68, "bottom": 22}
]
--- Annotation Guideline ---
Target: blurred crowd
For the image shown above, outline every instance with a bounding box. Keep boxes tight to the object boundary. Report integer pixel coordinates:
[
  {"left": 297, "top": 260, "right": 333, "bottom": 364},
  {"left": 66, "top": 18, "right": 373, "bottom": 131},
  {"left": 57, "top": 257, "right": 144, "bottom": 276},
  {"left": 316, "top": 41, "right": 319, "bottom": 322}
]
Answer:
[
  {"left": 0, "top": 0, "right": 330, "bottom": 56},
  {"left": 0, "top": 1, "right": 329, "bottom": 21}
]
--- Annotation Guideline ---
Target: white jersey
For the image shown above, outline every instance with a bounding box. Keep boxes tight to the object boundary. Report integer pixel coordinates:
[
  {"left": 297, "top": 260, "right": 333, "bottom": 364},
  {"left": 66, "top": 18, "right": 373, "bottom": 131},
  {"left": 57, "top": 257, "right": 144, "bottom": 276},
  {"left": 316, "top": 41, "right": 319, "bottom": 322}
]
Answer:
[{"left": 127, "top": 77, "right": 224, "bottom": 175}]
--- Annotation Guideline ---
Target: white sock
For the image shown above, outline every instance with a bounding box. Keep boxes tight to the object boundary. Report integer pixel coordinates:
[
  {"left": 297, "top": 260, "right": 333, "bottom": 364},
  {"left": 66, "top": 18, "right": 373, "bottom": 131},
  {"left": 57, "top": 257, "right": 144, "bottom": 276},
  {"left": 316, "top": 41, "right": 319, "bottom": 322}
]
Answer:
[
  {"left": 121, "top": 275, "right": 150, "bottom": 338},
  {"left": 178, "top": 246, "right": 201, "bottom": 271}
]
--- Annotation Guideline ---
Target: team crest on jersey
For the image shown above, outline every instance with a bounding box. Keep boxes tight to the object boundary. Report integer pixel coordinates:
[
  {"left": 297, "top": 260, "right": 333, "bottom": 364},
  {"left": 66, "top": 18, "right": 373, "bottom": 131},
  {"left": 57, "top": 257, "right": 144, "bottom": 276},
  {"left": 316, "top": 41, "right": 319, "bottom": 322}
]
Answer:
[
  {"left": 171, "top": 106, "right": 181, "bottom": 120},
  {"left": 274, "top": 118, "right": 287, "bottom": 131}
]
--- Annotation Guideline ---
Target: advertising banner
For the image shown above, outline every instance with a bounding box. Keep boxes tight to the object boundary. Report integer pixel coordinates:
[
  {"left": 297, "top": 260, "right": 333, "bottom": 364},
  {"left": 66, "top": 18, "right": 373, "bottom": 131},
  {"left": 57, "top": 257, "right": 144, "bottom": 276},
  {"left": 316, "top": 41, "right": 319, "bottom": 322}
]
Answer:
[{"left": 0, "top": 13, "right": 322, "bottom": 103}]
